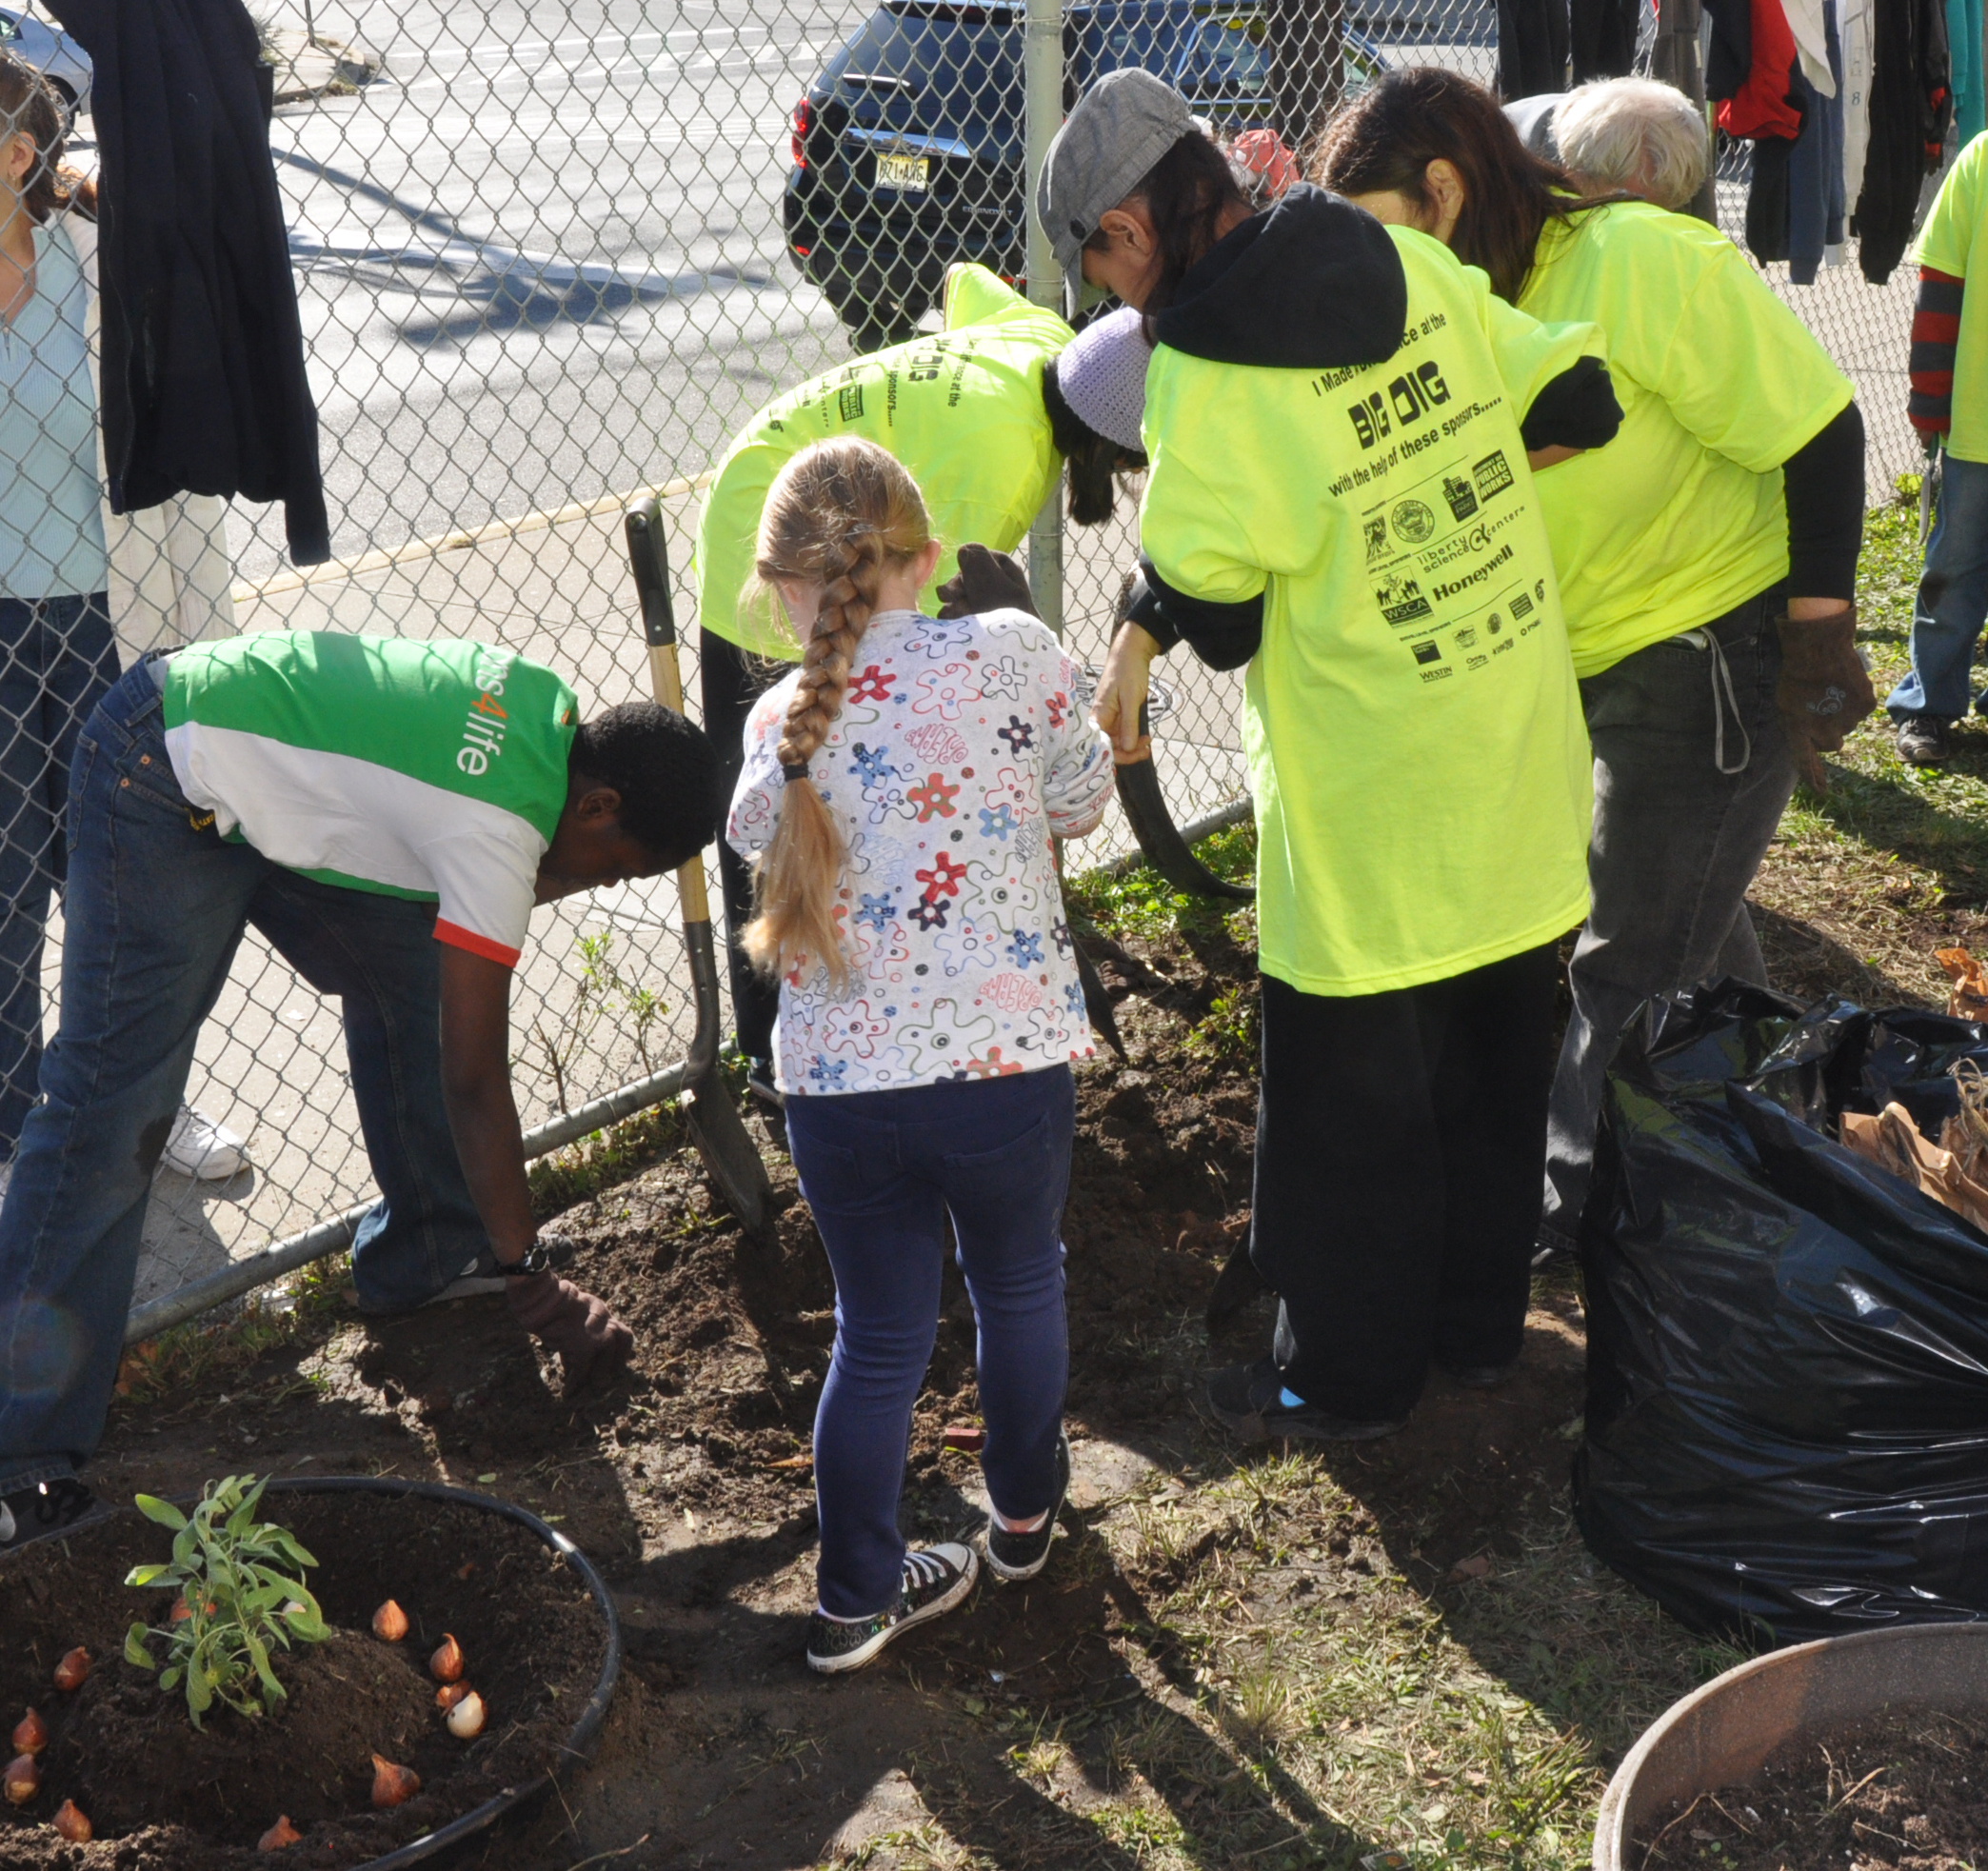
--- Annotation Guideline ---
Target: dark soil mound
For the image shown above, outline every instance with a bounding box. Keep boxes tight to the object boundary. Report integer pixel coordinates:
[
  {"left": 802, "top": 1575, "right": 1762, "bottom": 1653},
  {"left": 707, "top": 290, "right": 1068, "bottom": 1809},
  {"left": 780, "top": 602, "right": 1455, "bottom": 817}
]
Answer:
[
  {"left": 0, "top": 1492, "right": 606, "bottom": 1869},
  {"left": 1634, "top": 1711, "right": 1988, "bottom": 1871}
]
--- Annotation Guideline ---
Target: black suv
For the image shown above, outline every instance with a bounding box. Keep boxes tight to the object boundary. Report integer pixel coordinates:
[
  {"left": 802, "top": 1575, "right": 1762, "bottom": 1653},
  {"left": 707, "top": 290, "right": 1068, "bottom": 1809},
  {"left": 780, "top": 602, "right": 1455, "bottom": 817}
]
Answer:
[{"left": 782, "top": 2, "right": 1390, "bottom": 351}]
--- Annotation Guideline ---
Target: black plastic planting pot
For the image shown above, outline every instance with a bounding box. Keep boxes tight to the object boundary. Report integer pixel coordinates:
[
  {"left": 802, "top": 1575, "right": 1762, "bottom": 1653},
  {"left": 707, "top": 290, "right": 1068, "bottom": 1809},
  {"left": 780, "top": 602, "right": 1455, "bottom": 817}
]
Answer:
[{"left": 248, "top": 1477, "right": 624, "bottom": 1870}]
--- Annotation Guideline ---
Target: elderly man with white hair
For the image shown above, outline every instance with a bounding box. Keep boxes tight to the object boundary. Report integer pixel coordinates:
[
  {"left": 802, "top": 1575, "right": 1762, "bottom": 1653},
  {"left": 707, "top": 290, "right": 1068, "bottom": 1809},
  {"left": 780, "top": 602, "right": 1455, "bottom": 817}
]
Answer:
[{"left": 1505, "top": 77, "right": 1712, "bottom": 212}]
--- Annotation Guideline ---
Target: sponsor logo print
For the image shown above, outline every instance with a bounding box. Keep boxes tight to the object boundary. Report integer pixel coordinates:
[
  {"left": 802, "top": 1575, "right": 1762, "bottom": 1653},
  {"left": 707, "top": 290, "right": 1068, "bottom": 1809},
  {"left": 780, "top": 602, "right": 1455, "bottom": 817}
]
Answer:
[
  {"left": 1455, "top": 627, "right": 1478, "bottom": 648},
  {"left": 1509, "top": 589, "right": 1534, "bottom": 621},
  {"left": 1472, "top": 449, "right": 1515, "bottom": 500},
  {"left": 1441, "top": 472, "right": 1479, "bottom": 520},
  {"left": 1363, "top": 514, "right": 1389, "bottom": 562},
  {"left": 837, "top": 383, "right": 865, "bottom": 422},
  {"left": 1412, "top": 639, "right": 1443, "bottom": 666},
  {"left": 1373, "top": 570, "right": 1434, "bottom": 626},
  {"left": 1390, "top": 498, "right": 1436, "bottom": 545}
]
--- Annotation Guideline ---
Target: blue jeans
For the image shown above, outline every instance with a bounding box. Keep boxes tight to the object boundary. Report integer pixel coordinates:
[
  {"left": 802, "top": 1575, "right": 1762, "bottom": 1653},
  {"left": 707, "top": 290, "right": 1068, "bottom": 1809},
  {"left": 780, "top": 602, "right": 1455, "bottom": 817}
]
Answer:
[
  {"left": 0, "top": 661, "right": 488, "bottom": 1494},
  {"left": 0, "top": 592, "right": 118, "bottom": 1157},
  {"left": 1540, "top": 587, "right": 1794, "bottom": 1255},
  {"left": 1887, "top": 452, "right": 1988, "bottom": 721},
  {"left": 786, "top": 1065, "right": 1074, "bottom": 1619}
]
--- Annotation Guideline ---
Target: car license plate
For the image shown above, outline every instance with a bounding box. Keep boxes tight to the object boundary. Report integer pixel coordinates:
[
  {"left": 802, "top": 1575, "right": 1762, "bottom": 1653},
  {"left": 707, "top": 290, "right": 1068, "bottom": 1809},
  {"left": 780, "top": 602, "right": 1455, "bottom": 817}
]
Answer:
[{"left": 875, "top": 151, "right": 928, "bottom": 192}]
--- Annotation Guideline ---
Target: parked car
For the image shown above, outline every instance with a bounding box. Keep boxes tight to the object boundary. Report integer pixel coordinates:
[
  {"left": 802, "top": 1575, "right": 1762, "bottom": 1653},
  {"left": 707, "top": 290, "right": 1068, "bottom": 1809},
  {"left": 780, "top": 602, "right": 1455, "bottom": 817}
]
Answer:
[
  {"left": 783, "top": 1, "right": 1384, "bottom": 351},
  {"left": 0, "top": 5, "right": 91, "bottom": 116}
]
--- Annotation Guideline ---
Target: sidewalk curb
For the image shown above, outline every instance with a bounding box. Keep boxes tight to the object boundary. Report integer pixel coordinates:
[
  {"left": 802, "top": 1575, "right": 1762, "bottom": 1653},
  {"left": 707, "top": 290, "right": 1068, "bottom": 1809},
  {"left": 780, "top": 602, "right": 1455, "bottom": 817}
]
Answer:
[{"left": 235, "top": 471, "right": 715, "bottom": 603}]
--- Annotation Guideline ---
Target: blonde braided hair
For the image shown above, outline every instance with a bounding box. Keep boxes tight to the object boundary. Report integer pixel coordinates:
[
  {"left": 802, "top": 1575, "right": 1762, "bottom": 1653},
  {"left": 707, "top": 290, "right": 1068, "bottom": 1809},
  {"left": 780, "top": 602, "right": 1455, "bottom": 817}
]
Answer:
[{"left": 743, "top": 437, "right": 931, "bottom": 988}]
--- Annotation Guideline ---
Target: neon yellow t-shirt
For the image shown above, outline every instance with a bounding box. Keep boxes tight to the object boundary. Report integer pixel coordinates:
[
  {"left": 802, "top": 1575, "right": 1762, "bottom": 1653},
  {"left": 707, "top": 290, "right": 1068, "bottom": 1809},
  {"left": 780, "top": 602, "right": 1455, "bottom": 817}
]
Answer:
[
  {"left": 691, "top": 267, "right": 1073, "bottom": 657},
  {"left": 1141, "top": 227, "right": 1597, "bottom": 996},
  {"left": 1519, "top": 201, "right": 1852, "bottom": 678},
  {"left": 1918, "top": 132, "right": 1988, "bottom": 465}
]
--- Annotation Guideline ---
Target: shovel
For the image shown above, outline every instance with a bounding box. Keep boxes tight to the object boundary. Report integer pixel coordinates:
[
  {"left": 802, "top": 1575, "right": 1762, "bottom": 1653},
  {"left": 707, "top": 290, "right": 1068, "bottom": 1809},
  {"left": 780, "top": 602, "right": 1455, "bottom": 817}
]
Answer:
[{"left": 624, "top": 497, "right": 776, "bottom": 1244}]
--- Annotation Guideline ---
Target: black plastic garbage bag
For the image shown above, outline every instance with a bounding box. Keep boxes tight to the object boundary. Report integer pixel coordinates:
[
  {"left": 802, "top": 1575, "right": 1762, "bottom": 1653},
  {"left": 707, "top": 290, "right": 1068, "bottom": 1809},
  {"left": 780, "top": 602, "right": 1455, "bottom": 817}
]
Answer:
[{"left": 1574, "top": 980, "right": 1988, "bottom": 1645}]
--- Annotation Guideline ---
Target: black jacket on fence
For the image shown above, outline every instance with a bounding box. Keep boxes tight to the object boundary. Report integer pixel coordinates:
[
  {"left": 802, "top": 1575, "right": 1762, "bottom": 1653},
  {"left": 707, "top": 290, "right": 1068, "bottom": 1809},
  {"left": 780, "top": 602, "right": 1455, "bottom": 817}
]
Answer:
[
  {"left": 45, "top": 0, "right": 329, "bottom": 564},
  {"left": 1853, "top": 0, "right": 1952, "bottom": 284},
  {"left": 1498, "top": 0, "right": 1569, "bottom": 99}
]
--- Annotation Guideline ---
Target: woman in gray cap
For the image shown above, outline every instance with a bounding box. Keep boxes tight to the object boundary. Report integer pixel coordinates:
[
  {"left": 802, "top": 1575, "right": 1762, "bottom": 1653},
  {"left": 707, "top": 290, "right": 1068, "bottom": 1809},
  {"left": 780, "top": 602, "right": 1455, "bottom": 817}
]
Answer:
[
  {"left": 1041, "top": 67, "right": 1622, "bottom": 1445},
  {"left": 692, "top": 268, "right": 1152, "bottom": 1096}
]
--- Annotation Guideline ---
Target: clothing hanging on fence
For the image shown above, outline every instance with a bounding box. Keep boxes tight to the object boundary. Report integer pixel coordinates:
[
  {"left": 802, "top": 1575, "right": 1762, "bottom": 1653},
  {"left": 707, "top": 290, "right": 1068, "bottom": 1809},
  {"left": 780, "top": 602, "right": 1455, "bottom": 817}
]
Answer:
[
  {"left": 1705, "top": 0, "right": 1756, "bottom": 97},
  {"left": 1949, "top": 0, "right": 1985, "bottom": 140},
  {"left": 42, "top": 0, "right": 329, "bottom": 566},
  {"left": 1840, "top": 0, "right": 1878, "bottom": 235},
  {"left": 1716, "top": 0, "right": 1805, "bottom": 137},
  {"left": 1498, "top": 0, "right": 1569, "bottom": 97},
  {"left": 1789, "top": 4, "right": 1849, "bottom": 279},
  {"left": 1784, "top": 0, "right": 1843, "bottom": 91},
  {"left": 1851, "top": 0, "right": 1953, "bottom": 281},
  {"left": 1571, "top": 0, "right": 1640, "bottom": 80}
]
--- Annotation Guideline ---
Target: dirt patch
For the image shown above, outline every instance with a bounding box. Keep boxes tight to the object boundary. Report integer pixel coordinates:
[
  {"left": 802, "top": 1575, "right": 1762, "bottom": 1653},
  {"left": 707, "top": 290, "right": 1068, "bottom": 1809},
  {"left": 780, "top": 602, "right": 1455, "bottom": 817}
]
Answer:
[
  {"left": 0, "top": 1493, "right": 605, "bottom": 1868},
  {"left": 60, "top": 869, "right": 1779, "bottom": 1867},
  {"left": 1633, "top": 1711, "right": 1988, "bottom": 1871}
]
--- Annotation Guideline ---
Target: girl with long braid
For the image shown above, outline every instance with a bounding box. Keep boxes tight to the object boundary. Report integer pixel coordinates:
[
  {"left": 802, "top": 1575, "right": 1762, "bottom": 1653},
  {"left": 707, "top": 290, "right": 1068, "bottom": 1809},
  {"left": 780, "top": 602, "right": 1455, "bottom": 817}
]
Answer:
[{"left": 726, "top": 436, "right": 1116, "bottom": 1674}]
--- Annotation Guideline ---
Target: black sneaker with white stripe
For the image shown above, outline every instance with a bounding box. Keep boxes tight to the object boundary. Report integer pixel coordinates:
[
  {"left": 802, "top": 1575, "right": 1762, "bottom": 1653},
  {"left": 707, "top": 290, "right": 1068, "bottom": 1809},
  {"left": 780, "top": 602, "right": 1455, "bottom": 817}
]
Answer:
[
  {"left": 984, "top": 1430, "right": 1070, "bottom": 1582},
  {"left": 0, "top": 1478, "right": 102, "bottom": 1552},
  {"left": 805, "top": 1543, "right": 978, "bottom": 1675}
]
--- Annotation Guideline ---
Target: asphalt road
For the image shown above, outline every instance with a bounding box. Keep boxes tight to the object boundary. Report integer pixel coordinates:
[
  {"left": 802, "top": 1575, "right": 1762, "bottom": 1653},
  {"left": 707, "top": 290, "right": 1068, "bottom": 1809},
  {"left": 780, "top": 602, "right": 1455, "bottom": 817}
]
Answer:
[{"left": 235, "top": 0, "right": 874, "bottom": 581}]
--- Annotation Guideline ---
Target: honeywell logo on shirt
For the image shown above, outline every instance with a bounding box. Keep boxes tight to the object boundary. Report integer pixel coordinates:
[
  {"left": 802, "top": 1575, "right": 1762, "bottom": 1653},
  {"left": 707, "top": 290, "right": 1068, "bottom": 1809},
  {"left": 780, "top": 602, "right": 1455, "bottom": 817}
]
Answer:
[{"left": 457, "top": 647, "right": 515, "bottom": 776}]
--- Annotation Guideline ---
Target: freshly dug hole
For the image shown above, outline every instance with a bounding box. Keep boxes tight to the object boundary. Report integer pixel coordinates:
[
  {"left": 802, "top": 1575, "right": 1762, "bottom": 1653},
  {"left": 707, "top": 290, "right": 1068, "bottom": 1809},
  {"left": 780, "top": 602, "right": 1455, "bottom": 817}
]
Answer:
[{"left": 0, "top": 1492, "right": 605, "bottom": 1869}]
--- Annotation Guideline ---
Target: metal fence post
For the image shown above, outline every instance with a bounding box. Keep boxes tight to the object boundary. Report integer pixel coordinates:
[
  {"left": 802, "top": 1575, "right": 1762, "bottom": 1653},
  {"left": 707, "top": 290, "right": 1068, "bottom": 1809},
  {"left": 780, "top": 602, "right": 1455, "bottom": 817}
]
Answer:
[{"left": 1024, "top": 0, "right": 1066, "bottom": 636}]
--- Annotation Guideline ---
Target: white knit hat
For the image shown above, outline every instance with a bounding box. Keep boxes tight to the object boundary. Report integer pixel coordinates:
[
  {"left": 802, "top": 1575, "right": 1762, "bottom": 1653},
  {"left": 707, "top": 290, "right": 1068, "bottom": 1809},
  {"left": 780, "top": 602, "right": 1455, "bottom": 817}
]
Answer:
[{"left": 1055, "top": 307, "right": 1151, "bottom": 454}]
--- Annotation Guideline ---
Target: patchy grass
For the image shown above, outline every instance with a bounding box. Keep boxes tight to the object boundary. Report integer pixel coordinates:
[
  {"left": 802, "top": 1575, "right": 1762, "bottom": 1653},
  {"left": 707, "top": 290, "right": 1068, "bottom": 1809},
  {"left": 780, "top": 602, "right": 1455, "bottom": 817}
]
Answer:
[{"left": 1752, "top": 481, "right": 1988, "bottom": 1006}]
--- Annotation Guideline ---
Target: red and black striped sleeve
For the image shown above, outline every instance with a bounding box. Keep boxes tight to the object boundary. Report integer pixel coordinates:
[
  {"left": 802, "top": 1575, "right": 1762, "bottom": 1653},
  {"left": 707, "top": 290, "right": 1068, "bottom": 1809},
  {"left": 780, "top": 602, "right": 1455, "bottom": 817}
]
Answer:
[{"left": 1910, "top": 265, "right": 1965, "bottom": 441}]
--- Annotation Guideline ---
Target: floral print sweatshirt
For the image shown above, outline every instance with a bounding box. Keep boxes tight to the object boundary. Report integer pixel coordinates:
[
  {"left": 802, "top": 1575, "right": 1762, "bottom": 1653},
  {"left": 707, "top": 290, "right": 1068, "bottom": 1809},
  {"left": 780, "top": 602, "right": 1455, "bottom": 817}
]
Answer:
[{"left": 727, "top": 607, "right": 1117, "bottom": 1095}]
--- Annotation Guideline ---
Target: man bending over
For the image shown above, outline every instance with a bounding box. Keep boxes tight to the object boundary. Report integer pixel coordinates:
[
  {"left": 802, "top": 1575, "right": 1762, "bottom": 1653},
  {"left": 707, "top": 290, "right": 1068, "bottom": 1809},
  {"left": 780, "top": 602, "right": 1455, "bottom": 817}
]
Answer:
[{"left": 0, "top": 631, "right": 718, "bottom": 1548}]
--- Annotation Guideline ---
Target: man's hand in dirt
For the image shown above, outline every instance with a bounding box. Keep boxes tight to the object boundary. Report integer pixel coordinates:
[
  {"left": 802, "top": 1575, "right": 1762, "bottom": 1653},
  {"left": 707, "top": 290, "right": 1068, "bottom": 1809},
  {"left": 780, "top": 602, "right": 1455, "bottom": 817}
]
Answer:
[
  {"left": 1094, "top": 620, "right": 1161, "bottom": 764},
  {"left": 935, "top": 543, "right": 1038, "bottom": 620},
  {"left": 507, "top": 1271, "right": 634, "bottom": 1398}
]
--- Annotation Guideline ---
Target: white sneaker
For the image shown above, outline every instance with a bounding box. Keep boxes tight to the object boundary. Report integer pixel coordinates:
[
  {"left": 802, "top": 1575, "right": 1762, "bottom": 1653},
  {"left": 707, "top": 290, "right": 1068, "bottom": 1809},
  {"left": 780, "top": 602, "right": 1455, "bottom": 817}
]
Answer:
[{"left": 161, "top": 1105, "right": 249, "bottom": 1181}]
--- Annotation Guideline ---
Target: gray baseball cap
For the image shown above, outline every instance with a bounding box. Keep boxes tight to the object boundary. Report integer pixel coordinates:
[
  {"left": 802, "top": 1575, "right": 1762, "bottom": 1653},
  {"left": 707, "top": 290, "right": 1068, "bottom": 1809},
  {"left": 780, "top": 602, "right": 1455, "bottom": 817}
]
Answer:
[{"left": 1034, "top": 67, "right": 1196, "bottom": 306}]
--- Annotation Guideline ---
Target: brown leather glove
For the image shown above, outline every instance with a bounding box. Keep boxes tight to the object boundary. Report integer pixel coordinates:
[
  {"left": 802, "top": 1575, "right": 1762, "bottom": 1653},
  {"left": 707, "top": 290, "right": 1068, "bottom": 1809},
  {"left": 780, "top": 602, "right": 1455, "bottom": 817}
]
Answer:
[
  {"left": 935, "top": 543, "right": 1039, "bottom": 620},
  {"left": 1776, "top": 605, "right": 1876, "bottom": 792},
  {"left": 507, "top": 1271, "right": 633, "bottom": 1398}
]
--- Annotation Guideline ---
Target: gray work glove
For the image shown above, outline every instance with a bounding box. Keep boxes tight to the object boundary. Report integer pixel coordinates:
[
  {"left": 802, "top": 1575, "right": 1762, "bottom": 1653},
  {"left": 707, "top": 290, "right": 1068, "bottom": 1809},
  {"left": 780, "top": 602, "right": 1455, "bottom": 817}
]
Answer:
[
  {"left": 507, "top": 1271, "right": 633, "bottom": 1397},
  {"left": 1776, "top": 604, "right": 1876, "bottom": 792},
  {"left": 935, "top": 543, "right": 1039, "bottom": 620}
]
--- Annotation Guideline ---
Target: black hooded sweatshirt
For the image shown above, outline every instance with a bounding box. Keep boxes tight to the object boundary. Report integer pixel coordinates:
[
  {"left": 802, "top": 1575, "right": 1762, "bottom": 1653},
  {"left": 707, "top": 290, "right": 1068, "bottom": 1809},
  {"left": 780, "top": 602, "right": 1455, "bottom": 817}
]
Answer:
[
  {"left": 1127, "top": 187, "right": 1620, "bottom": 667},
  {"left": 47, "top": 0, "right": 329, "bottom": 565}
]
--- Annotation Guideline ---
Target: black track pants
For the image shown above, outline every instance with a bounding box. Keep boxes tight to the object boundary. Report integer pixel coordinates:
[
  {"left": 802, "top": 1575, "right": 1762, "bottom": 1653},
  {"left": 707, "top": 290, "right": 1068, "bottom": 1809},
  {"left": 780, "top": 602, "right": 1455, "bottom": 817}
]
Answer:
[{"left": 1248, "top": 942, "right": 1560, "bottom": 1421}]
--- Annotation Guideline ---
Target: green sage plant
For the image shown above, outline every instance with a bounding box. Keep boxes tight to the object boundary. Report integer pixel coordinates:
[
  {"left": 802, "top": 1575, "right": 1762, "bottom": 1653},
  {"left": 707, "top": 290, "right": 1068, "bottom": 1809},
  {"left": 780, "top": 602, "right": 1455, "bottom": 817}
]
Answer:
[{"left": 123, "top": 1474, "right": 329, "bottom": 1727}]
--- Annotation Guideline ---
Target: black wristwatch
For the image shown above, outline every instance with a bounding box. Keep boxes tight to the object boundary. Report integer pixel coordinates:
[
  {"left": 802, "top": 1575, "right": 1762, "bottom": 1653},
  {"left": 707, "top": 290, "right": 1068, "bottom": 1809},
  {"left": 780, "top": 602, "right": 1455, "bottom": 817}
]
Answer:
[{"left": 501, "top": 1240, "right": 552, "bottom": 1278}]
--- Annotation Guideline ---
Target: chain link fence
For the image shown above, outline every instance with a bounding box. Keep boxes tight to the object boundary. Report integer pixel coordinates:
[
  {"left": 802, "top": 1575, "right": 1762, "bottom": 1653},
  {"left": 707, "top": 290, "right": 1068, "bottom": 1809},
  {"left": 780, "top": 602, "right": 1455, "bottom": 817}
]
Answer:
[{"left": 0, "top": 0, "right": 1934, "bottom": 1339}]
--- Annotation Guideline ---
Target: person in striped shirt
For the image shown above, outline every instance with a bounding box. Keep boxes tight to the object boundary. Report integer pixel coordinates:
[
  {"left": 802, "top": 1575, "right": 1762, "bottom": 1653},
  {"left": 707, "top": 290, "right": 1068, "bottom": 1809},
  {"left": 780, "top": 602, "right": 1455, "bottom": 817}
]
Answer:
[
  {"left": 0, "top": 631, "right": 719, "bottom": 1552},
  {"left": 1890, "top": 132, "right": 1988, "bottom": 766}
]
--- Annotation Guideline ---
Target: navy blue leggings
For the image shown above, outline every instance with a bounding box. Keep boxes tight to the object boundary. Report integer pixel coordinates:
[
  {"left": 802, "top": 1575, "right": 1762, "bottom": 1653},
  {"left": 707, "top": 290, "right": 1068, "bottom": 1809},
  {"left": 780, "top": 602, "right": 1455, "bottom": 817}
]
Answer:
[{"left": 786, "top": 1065, "right": 1073, "bottom": 1618}]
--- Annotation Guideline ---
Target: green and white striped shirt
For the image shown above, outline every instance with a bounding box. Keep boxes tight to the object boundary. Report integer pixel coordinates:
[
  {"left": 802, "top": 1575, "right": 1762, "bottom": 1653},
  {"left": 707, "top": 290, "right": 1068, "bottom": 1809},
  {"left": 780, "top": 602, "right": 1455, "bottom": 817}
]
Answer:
[{"left": 162, "top": 632, "right": 578, "bottom": 967}]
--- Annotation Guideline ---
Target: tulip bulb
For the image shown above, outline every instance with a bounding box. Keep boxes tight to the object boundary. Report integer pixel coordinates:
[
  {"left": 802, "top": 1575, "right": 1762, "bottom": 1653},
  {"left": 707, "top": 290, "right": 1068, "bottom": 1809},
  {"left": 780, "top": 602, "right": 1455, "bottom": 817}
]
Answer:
[
  {"left": 444, "top": 1690, "right": 486, "bottom": 1739},
  {"left": 3, "top": 1753, "right": 38, "bottom": 1805},
  {"left": 258, "top": 1814, "right": 303, "bottom": 1851},
  {"left": 51, "top": 1647, "right": 89, "bottom": 1693},
  {"left": 370, "top": 1754, "right": 420, "bottom": 1808},
  {"left": 10, "top": 1710, "right": 45, "bottom": 1757},
  {"left": 428, "top": 1633, "right": 464, "bottom": 1682},
  {"left": 370, "top": 1599, "right": 408, "bottom": 1642},
  {"left": 435, "top": 1682, "right": 471, "bottom": 1712},
  {"left": 52, "top": 1799, "right": 90, "bottom": 1841}
]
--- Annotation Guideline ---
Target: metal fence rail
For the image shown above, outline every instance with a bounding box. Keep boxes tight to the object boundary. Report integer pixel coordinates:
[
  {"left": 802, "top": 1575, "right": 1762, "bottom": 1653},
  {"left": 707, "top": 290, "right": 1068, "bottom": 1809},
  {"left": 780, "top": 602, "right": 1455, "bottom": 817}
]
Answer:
[{"left": 0, "top": 0, "right": 1936, "bottom": 1337}]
